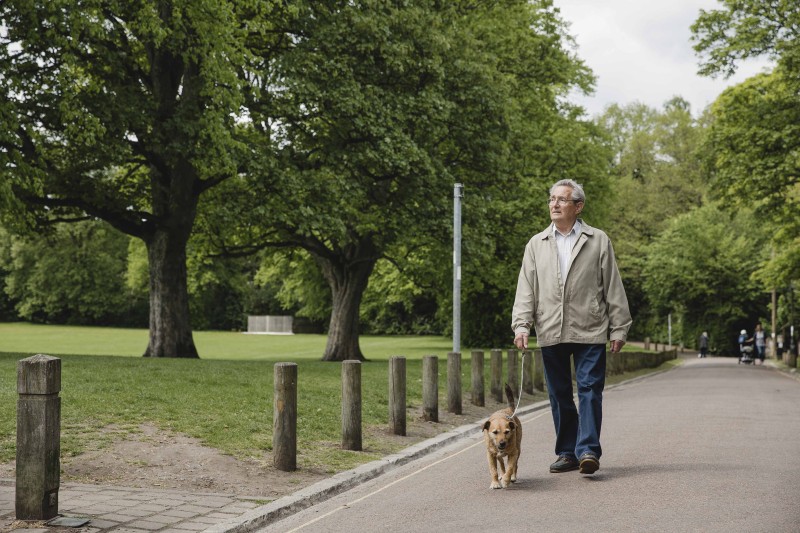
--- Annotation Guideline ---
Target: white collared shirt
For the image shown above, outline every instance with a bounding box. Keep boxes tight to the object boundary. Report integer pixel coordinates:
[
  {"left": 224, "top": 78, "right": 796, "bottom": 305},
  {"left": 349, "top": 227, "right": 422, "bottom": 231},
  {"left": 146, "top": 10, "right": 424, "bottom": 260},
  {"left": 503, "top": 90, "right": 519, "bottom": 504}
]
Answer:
[{"left": 553, "top": 220, "right": 582, "bottom": 280}]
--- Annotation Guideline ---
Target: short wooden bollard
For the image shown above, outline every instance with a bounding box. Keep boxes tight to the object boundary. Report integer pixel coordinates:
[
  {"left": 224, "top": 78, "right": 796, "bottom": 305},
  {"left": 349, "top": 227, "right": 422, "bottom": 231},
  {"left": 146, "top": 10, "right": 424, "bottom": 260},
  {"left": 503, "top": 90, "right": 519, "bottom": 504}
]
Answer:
[
  {"left": 16, "top": 354, "right": 61, "bottom": 520},
  {"left": 522, "top": 350, "right": 534, "bottom": 394},
  {"left": 341, "top": 361, "right": 362, "bottom": 451},
  {"left": 507, "top": 349, "right": 519, "bottom": 392},
  {"left": 490, "top": 349, "right": 503, "bottom": 403},
  {"left": 389, "top": 356, "right": 406, "bottom": 435},
  {"left": 273, "top": 362, "right": 297, "bottom": 472},
  {"left": 422, "top": 356, "right": 438, "bottom": 422},
  {"left": 471, "top": 351, "right": 484, "bottom": 406},
  {"left": 447, "top": 352, "right": 462, "bottom": 414}
]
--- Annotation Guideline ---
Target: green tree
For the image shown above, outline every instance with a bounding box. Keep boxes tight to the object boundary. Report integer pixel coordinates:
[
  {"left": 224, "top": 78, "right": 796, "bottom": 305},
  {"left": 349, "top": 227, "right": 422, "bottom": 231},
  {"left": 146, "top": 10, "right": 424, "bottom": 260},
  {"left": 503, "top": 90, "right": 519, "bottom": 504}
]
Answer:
[
  {"left": 599, "top": 98, "right": 708, "bottom": 339},
  {"left": 0, "top": 227, "right": 18, "bottom": 321},
  {"left": 693, "top": 3, "right": 799, "bottom": 324},
  {"left": 0, "top": 1, "right": 281, "bottom": 357},
  {"left": 642, "top": 205, "right": 768, "bottom": 353},
  {"left": 206, "top": 0, "right": 599, "bottom": 359},
  {"left": 691, "top": 1, "right": 799, "bottom": 82},
  {"left": 703, "top": 72, "right": 800, "bottom": 286},
  {"left": 0, "top": 221, "right": 142, "bottom": 325}
]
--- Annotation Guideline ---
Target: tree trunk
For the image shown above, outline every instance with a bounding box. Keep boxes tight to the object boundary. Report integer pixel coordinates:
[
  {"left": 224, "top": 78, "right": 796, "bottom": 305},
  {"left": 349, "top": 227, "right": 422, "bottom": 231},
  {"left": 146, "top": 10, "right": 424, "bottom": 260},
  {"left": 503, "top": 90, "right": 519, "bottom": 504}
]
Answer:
[
  {"left": 316, "top": 245, "right": 377, "bottom": 362},
  {"left": 143, "top": 228, "right": 199, "bottom": 358}
]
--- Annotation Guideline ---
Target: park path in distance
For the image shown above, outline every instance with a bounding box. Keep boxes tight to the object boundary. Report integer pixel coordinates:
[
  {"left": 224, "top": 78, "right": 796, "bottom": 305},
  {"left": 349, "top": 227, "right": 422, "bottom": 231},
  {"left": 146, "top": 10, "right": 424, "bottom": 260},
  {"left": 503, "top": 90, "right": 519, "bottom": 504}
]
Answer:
[{"left": 258, "top": 357, "right": 800, "bottom": 533}]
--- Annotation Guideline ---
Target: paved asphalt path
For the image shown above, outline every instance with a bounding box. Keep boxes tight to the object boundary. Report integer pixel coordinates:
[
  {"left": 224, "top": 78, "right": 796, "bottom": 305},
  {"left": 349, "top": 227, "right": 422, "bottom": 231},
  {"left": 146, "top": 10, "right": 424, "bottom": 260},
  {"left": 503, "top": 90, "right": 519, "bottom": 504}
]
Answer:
[{"left": 257, "top": 358, "right": 800, "bottom": 533}]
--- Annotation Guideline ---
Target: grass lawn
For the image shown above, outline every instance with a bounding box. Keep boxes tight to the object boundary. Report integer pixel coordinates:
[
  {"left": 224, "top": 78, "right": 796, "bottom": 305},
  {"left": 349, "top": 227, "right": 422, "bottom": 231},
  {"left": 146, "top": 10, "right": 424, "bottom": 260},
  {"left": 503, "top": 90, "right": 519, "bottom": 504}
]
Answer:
[
  {"left": 0, "top": 322, "right": 458, "bottom": 360},
  {"left": 0, "top": 322, "right": 668, "bottom": 475}
]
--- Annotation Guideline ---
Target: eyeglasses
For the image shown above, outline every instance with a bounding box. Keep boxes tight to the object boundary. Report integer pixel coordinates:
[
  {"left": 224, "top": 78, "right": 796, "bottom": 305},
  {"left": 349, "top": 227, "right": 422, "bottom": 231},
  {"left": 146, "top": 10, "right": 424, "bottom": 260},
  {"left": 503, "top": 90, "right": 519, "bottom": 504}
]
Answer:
[{"left": 548, "top": 196, "right": 580, "bottom": 206}]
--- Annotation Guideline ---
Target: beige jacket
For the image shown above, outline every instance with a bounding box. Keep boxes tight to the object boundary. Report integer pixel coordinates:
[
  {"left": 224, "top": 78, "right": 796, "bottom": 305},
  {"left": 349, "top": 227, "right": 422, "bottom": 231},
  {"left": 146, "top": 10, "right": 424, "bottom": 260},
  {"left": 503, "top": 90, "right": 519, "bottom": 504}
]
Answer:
[{"left": 511, "top": 220, "right": 632, "bottom": 347}]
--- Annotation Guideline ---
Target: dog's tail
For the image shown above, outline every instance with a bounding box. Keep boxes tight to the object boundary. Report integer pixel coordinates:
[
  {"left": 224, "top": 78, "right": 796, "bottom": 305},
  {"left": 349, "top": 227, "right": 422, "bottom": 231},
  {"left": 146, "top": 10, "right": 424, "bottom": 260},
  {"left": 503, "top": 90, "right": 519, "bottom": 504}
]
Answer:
[{"left": 504, "top": 383, "right": 516, "bottom": 411}]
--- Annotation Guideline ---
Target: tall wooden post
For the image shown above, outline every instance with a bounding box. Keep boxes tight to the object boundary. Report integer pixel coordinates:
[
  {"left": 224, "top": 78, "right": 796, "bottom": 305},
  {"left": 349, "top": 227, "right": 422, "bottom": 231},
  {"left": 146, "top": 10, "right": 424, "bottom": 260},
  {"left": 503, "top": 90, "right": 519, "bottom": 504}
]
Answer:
[
  {"left": 447, "top": 352, "right": 462, "bottom": 414},
  {"left": 16, "top": 354, "right": 61, "bottom": 520},
  {"left": 273, "top": 362, "right": 297, "bottom": 472},
  {"left": 341, "top": 361, "right": 362, "bottom": 451},
  {"left": 422, "top": 356, "right": 438, "bottom": 422},
  {"left": 490, "top": 349, "right": 503, "bottom": 403},
  {"left": 389, "top": 356, "right": 406, "bottom": 436},
  {"left": 471, "top": 351, "right": 484, "bottom": 406}
]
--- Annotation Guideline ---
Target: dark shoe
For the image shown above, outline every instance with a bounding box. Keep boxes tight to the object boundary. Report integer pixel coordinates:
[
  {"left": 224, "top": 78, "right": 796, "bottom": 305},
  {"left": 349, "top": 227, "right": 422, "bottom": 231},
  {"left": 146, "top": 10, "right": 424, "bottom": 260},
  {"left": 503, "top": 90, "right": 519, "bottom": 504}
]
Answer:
[
  {"left": 579, "top": 453, "right": 600, "bottom": 474},
  {"left": 549, "top": 455, "right": 579, "bottom": 473}
]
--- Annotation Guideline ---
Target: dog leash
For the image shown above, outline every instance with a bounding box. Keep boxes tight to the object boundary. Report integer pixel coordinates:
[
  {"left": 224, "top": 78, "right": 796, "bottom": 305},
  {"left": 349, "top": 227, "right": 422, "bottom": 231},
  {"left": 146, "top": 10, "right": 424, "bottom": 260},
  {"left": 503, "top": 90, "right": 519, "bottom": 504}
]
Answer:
[{"left": 506, "top": 350, "right": 527, "bottom": 420}]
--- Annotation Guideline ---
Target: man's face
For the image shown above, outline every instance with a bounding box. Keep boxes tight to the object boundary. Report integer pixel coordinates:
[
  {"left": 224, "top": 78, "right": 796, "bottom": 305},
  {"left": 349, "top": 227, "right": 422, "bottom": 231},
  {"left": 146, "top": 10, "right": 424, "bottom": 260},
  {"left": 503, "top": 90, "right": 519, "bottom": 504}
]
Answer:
[{"left": 549, "top": 185, "right": 583, "bottom": 227}]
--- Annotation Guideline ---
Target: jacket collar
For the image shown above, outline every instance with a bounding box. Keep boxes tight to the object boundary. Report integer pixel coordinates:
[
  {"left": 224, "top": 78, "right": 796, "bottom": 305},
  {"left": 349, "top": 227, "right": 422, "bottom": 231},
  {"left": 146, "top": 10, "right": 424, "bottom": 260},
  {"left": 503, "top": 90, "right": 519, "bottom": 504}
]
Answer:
[{"left": 537, "top": 219, "right": 594, "bottom": 240}]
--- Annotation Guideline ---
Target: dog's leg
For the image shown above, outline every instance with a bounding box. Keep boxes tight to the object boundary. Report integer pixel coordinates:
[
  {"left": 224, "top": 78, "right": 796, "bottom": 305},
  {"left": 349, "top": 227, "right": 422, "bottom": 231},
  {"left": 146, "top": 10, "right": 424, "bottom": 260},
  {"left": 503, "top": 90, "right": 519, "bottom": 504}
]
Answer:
[
  {"left": 507, "top": 451, "right": 519, "bottom": 484},
  {"left": 500, "top": 456, "right": 511, "bottom": 487},
  {"left": 487, "top": 452, "right": 502, "bottom": 489}
]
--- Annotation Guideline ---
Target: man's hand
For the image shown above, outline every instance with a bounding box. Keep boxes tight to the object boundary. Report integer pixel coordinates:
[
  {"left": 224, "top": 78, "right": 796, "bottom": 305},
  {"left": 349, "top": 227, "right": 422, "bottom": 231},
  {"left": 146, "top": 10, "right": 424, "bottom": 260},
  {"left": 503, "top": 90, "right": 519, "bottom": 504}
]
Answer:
[
  {"left": 514, "top": 332, "right": 529, "bottom": 350},
  {"left": 610, "top": 340, "right": 625, "bottom": 353}
]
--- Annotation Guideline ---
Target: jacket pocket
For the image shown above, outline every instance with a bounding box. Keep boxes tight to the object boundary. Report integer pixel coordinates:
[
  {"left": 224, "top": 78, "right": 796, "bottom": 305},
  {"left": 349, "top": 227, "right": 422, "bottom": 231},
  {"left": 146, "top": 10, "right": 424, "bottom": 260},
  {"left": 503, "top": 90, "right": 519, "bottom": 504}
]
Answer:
[{"left": 589, "top": 296, "right": 601, "bottom": 319}]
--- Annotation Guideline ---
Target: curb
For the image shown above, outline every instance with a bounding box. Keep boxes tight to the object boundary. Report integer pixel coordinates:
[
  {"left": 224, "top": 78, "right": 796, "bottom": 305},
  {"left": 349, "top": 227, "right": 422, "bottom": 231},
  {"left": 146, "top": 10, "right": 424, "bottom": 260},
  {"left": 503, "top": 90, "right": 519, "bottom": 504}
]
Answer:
[
  {"left": 204, "top": 399, "right": 552, "bottom": 533},
  {"left": 207, "top": 364, "right": 683, "bottom": 533},
  {"left": 763, "top": 359, "right": 800, "bottom": 382}
]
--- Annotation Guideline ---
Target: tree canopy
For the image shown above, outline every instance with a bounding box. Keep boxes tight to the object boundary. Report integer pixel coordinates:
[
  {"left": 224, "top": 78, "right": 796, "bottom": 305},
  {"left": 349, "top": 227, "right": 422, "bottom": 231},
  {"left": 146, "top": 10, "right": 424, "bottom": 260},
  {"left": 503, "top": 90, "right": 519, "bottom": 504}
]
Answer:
[
  {"left": 0, "top": 0, "right": 282, "bottom": 356},
  {"left": 693, "top": 1, "right": 799, "bottom": 337},
  {"left": 202, "top": 0, "right": 605, "bottom": 359}
]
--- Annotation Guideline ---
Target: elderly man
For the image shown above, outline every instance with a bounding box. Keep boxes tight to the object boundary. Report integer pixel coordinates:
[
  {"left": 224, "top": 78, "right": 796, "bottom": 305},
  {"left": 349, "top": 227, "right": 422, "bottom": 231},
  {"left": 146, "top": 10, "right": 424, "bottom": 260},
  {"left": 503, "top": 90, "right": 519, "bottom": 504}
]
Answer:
[{"left": 512, "top": 179, "right": 631, "bottom": 475}]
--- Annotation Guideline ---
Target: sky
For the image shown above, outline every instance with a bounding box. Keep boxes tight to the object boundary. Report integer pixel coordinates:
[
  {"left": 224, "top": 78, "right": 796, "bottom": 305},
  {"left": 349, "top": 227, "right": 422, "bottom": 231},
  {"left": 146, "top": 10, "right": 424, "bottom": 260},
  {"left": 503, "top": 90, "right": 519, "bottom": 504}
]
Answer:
[{"left": 555, "top": 0, "right": 774, "bottom": 117}]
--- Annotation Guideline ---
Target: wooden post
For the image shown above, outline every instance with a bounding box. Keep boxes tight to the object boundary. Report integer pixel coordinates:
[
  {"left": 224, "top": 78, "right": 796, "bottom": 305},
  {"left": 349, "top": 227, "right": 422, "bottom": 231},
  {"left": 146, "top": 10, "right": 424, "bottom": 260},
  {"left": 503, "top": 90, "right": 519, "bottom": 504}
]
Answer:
[
  {"left": 341, "top": 361, "right": 362, "bottom": 451},
  {"left": 447, "top": 352, "right": 462, "bottom": 414},
  {"left": 273, "top": 362, "right": 297, "bottom": 472},
  {"left": 490, "top": 349, "right": 503, "bottom": 403},
  {"left": 644, "top": 337, "right": 650, "bottom": 351},
  {"left": 507, "top": 349, "right": 519, "bottom": 392},
  {"left": 471, "top": 351, "right": 484, "bottom": 406},
  {"left": 422, "top": 355, "right": 438, "bottom": 422},
  {"left": 16, "top": 354, "right": 61, "bottom": 520},
  {"left": 522, "top": 350, "right": 534, "bottom": 394},
  {"left": 533, "top": 349, "right": 544, "bottom": 392},
  {"left": 389, "top": 356, "right": 406, "bottom": 436}
]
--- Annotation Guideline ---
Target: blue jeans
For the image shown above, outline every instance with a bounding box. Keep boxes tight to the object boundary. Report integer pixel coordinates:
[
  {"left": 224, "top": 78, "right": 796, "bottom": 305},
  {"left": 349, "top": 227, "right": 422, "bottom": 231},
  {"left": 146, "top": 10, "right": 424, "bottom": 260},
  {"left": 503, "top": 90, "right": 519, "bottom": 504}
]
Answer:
[{"left": 541, "top": 343, "right": 606, "bottom": 460}]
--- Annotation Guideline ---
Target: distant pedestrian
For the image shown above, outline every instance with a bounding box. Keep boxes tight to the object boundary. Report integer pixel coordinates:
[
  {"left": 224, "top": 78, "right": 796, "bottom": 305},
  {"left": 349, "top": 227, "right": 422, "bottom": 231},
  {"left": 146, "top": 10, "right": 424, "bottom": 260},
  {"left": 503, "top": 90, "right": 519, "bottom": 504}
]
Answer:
[
  {"left": 698, "top": 331, "right": 709, "bottom": 358},
  {"left": 753, "top": 323, "right": 766, "bottom": 365},
  {"left": 511, "top": 179, "right": 632, "bottom": 476}
]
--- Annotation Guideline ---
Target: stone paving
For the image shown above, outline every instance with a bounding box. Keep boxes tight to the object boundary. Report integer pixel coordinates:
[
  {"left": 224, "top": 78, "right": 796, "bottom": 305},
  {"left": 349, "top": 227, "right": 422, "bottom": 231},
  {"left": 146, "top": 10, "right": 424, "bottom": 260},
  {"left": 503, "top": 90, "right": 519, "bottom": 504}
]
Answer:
[{"left": 0, "top": 480, "right": 264, "bottom": 533}]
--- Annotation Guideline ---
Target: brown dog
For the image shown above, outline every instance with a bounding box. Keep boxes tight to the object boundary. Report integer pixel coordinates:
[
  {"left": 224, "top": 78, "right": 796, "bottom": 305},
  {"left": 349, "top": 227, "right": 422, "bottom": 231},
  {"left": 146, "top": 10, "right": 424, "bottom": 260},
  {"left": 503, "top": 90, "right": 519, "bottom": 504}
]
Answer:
[{"left": 482, "top": 383, "right": 522, "bottom": 489}]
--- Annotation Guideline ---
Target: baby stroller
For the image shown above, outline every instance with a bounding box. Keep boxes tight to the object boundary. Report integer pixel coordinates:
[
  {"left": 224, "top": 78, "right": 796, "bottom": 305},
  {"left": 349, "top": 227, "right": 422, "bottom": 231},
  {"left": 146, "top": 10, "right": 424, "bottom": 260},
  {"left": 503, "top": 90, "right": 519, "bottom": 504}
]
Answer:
[{"left": 738, "top": 329, "right": 754, "bottom": 365}]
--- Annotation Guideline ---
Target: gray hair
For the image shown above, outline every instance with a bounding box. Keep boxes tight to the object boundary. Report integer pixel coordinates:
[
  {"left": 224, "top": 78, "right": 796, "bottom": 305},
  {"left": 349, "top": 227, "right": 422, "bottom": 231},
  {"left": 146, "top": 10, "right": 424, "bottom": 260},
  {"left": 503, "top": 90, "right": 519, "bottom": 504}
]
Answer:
[{"left": 550, "top": 179, "right": 585, "bottom": 204}]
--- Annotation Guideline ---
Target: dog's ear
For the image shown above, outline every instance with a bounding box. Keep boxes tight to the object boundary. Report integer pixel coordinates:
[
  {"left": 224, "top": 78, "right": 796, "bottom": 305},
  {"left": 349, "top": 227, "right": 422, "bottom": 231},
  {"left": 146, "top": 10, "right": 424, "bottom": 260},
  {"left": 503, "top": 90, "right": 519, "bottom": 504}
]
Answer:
[
  {"left": 508, "top": 421, "right": 516, "bottom": 431},
  {"left": 482, "top": 420, "right": 490, "bottom": 431}
]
